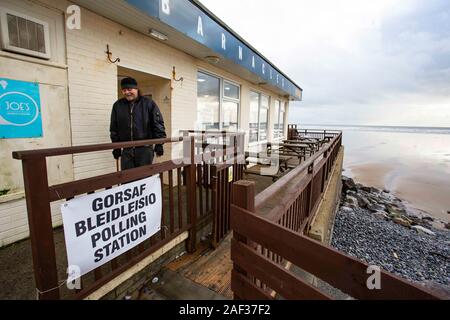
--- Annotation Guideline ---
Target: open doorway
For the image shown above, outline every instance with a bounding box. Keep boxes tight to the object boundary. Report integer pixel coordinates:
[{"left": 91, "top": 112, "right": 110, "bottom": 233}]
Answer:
[{"left": 117, "top": 66, "right": 172, "bottom": 162}]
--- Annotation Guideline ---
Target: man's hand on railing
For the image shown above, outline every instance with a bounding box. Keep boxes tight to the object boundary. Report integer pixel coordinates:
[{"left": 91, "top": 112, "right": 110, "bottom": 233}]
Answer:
[
  {"left": 112, "top": 149, "right": 121, "bottom": 159},
  {"left": 155, "top": 144, "right": 164, "bottom": 157}
]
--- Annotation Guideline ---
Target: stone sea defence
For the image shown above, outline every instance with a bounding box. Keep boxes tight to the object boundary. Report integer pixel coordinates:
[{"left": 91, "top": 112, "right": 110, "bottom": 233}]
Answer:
[{"left": 331, "top": 176, "right": 450, "bottom": 291}]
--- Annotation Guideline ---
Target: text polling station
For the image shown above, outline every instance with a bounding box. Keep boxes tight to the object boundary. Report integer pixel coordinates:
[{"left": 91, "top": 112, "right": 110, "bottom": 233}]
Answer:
[{"left": 61, "top": 175, "right": 162, "bottom": 280}]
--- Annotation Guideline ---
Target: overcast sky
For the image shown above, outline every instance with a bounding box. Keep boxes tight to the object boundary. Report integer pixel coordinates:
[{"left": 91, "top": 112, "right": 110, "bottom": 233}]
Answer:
[{"left": 200, "top": 0, "right": 450, "bottom": 127}]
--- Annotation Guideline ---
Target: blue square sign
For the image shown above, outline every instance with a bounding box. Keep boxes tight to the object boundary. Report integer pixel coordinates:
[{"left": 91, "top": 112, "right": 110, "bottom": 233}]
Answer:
[{"left": 0, "top": 78, "right": 43, "bottom": 139}]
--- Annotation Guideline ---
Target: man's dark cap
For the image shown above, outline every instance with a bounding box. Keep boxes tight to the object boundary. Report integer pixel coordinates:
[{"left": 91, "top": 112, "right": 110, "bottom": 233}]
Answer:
[{"left": 121, "top": 77, "right": 138, "bottom": 89}]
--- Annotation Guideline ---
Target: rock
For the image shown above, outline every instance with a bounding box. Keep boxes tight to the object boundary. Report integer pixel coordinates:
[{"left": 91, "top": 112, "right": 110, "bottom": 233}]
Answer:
[
  {"left": 367, "top": 203, "right": 386, "bottom": 212},
  {"left": 401, "top": 216, "right": 413, "bottom": 224},
  {"left": 341, "top": 206, "right": 354, "bottom": 214},
  {"left": 345, "top": 196, "right": 359, "bottom": 207},
  {"left": 411, "top": 225, "right": 436, "bottom": 236},
  {"left": 373, "top": 211, "right": 388, "bottom": 219},
  {"left": 386, "top": 204, "right": 406, "bottom": 216},
  {"left": 346, "top": 190, "right": 357, "bottom": 197},
  {"left": 383, "top": 188, "right": 390, "bottom": 193},
  {"left": 361, "top": 186, "right": 372, "bottom": 193},
  {"left": 422, "top": 216, "right": 434, "bottom": 222},
  {"left": 393, "top": 217, "right": 411, "bottom": 228},
  {"left": 446, "top": 223, "right": 450, "bottom": 230},
  {"left": 370, "top": 187, "right": 380, "bottom": 194},
  {"left": 354, "top": 194, "right": 370, "bottom": 208},
  {"left": 342, "top": 176, "right": 357, "bottom": 192},
  {"left": 380, "top": 192, "right": 396, "bottom": 202},
  {"left": 405, "top": 207, "right": 427, "bottom": 220}
]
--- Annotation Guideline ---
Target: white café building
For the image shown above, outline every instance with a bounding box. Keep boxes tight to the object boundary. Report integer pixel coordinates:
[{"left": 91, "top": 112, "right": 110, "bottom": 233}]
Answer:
[{"left": 0, "top": 0, "right": 303, "bottom": 247}]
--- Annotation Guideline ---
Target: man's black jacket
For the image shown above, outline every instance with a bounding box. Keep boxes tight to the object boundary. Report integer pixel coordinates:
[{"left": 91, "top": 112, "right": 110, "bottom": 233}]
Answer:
[{"left": 110, "top": 96, "right": 166, "bottom": 151}]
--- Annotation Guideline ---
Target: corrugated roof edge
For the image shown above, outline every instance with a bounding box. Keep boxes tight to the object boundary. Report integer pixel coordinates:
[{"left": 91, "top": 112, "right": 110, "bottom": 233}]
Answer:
[{"left": 189, "top": 0, "right": 303, "bottom": 94}]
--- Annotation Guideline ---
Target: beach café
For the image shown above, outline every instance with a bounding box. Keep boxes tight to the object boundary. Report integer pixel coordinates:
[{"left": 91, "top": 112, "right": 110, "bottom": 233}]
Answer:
[
  {"left": 0, "top": 0, "right": 441, "bottom": 301},
  {"left": 0, "top": 0, "right": 302, "bottom": 247}
]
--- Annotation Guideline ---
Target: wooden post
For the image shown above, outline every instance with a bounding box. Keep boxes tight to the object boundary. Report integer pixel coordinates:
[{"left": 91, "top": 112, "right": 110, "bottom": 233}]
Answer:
[
  {"left": 184, "top": 136, "right": 197, "bottom": 253},
  {"left": 231, "top": 180, "right": 256, "bottom": 300},
  {"left": 22, "top": 157, "right": 60, "bottom": 300}
]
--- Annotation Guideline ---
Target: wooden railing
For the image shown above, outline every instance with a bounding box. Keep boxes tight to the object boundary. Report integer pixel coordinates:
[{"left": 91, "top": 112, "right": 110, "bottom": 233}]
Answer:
[
  {"left": 230, "top": 132, "right": 444, "bottom": 300},
  {"left": 256, "top": 133, "right": 342, "bottom": 233},
  {"left": 181, "top": 130, "right": 245, "bottom": 247},
  {"left": 288, "top": 124, "right": 341, "bottom": 141},
  {"left": 230, "top": 205, "right": 442, "bottom": 300},
  {"left": 13, "top": 137, "right": 199, "bottom": 300},
  {"left": 13, "top": 132, "right": 245, "bottom": 300}
]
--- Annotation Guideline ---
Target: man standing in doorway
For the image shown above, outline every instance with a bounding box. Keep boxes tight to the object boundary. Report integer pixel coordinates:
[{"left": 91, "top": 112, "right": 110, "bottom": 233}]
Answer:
[{"left": 110, "top": 77, "right": 167, "bottom": 170}]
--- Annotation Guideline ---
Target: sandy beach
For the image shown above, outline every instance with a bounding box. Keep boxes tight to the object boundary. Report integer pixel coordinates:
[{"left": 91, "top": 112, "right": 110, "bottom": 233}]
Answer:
[{"left": 347, "top": 162, "right": 450, "bottom": 223}]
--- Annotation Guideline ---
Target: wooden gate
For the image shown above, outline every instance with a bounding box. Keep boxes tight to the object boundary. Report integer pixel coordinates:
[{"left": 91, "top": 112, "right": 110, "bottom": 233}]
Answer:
[
  {"left": 181, "top": 130, "right": 246, "bottom": 248},
  {"left": 211, "top": 159, "right": 244, "bottom": 248}
]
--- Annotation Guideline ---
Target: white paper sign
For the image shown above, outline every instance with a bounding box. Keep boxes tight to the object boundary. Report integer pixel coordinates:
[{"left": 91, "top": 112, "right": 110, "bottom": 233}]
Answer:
[{"left": 61, "top": 175, "right": 162, "bottom": 280}]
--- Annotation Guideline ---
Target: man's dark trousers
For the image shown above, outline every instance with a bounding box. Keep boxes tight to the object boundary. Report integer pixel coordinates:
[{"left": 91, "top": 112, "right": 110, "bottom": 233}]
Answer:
[{"left": 120, "top": 146, "right": 154, "bottom": 170}]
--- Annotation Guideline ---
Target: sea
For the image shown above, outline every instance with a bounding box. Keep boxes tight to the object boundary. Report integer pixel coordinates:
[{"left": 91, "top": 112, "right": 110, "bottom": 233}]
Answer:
[{"left": 301, "top": 124, "right": 450, "bottom": 222}]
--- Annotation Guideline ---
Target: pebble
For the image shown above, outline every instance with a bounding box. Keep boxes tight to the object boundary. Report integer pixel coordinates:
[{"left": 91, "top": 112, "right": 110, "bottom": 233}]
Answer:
[{"left": 412, "top": 225, "right": 436, "bottom": 236}]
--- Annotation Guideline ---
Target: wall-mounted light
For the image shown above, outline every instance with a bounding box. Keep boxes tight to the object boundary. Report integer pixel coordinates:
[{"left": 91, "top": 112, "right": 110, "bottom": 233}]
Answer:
[
  {"left": 204, "top": 56, "right": 220, "bottom": 64},
  {"left": 149, "top": 29, "right": 168, "bottom": 41}
]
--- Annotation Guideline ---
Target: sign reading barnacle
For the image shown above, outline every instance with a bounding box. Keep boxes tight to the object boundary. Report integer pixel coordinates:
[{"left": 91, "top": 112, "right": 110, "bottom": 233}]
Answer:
[
  {"left": 61, "top": 176, "right": 162, "bottom": 280},
  {"left": 126, "top": 0, "right": 302, "bottom": 100}
]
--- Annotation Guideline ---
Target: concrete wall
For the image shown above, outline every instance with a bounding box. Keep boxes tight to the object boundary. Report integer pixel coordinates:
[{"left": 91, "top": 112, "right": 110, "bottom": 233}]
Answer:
[
  {"left": 0, "top": 0, "right": 291, "bottom": 247},
  {"left": 308, "top": 147, "right": 344, "bottom": 244}
]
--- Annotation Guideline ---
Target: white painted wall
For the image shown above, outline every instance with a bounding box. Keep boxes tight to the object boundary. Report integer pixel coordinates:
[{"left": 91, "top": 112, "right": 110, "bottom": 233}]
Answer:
[{"left": 0, "top": 0, "right": 72, "bottom": 246}]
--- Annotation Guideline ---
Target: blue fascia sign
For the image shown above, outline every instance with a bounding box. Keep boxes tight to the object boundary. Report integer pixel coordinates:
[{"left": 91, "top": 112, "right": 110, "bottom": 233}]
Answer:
[
  {"left": 125, "top": 0, "right": 303, "bottom": 100},
  {"left": 0, "top": 78, "right": 43, "bottom": 139}
]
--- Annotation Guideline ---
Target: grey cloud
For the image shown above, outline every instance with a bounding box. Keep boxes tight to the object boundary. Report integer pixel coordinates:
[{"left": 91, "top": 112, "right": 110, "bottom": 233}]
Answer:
[{"left": 200, "top": 0, "right": 450, "bottom": 126}]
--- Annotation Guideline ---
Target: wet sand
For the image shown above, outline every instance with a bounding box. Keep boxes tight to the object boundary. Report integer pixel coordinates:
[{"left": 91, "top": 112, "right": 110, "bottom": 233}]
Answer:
[{"left": 347, "top": 162, "right": 450, "bottom": 223}]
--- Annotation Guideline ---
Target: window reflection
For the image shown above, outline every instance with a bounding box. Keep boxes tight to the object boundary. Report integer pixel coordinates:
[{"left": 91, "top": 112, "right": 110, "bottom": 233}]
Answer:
[
  {"left": 224, "top": 82, "right": 239, "bottom": 100},
  {"left": 249, "top": 92, "right": 259, "bottom": 142},
  {"left": 223, "top": 101, "right": 239, "bottom": 131},
  {"left": 274, "top": 100, "right": 281, "bottom": 138},
  {"left": 198, "top": 72, "right": 220, "bottom": 130},
  {"left": 197, "top": 72, "right": 240, "bottom": 131},
  {"left": 250, "top": 91, "right": 270, "bottom": 143},
  {"left": 260, "top": 95, "right": 269, "bottom": 141}
]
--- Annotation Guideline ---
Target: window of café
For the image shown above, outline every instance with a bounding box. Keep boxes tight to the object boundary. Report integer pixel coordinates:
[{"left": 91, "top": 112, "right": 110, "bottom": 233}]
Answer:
[
  {"left": 249, "top": 91, "right": 269, "bottom": 143},
  {"left": 197, "top": 71, "right": 240, "bottom": 131},
  {"left": 273, "top": 100, "right": 286, "bottom": 139}
]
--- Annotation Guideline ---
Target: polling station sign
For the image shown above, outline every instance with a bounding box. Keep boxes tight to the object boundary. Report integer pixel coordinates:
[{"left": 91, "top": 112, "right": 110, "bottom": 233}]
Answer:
[
  {"left": 0, "top": 78, "right": 43, "bottom": 138},
  {"left": 61, "top": 175, "right": 162, "bottom": 280}
]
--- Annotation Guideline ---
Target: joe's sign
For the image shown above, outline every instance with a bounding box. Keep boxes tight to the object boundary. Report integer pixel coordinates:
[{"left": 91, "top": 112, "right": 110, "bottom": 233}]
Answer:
[{"left": 0, "top": 78, "right": 43, "bottom": 138}]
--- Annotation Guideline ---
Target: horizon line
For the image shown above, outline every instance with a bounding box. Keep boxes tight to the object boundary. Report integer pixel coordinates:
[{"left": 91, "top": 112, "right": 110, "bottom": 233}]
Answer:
[{"left": 299, "top": 124, "right": 450, "bottom": 130}]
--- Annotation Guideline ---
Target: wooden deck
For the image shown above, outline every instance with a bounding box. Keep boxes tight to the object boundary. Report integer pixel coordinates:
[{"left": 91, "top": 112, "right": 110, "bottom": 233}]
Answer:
[
  {"left": 148, "top": 172, "right": 308, "bottom": 300},
  {"left": 166, "top": 234, "right": 234, "bottom": 298}
]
